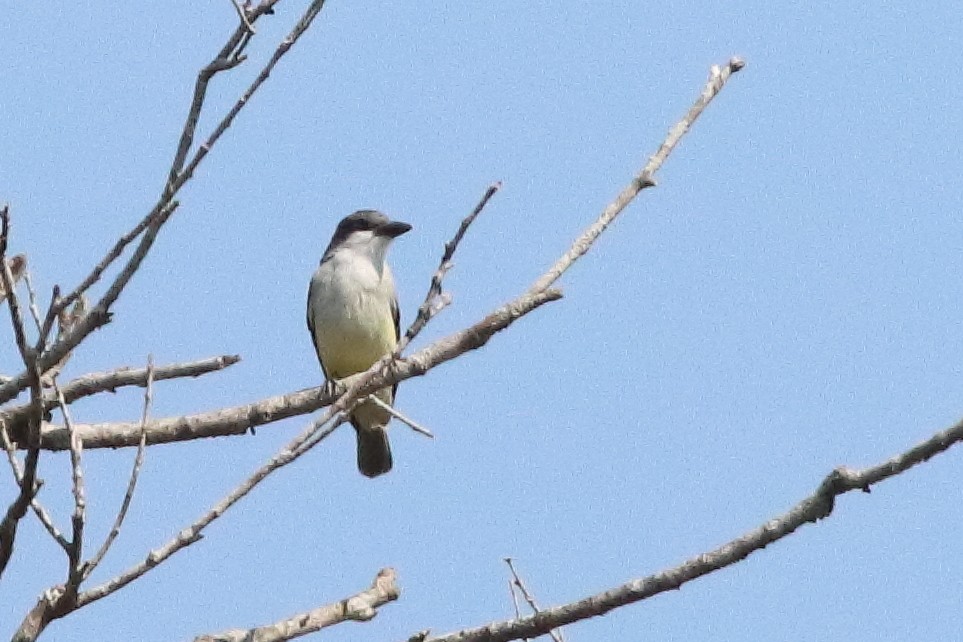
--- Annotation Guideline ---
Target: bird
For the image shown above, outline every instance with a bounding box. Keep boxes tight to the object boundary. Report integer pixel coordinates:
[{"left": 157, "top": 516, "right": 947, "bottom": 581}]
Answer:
[{"left": 306, "top": 210, "right": 412, "bottom": 477}]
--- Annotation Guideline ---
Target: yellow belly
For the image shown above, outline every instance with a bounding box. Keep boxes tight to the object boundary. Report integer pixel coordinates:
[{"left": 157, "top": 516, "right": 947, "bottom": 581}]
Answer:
[
  {"left": 313, "top": 313, "right": 397, "bottom": 427},
  {"left": 316, "top": 327, "right": 395, "bottom": 379}
]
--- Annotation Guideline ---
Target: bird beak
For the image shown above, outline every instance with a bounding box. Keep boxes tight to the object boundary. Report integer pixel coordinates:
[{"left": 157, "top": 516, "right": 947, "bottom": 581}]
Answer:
[{"left": 378, "top": 220, "right": 412, "bottom": 238}]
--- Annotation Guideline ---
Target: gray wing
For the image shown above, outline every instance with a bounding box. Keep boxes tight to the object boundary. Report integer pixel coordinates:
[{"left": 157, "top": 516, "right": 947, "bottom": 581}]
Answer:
[
  {"left": 306, "top": 276, "right": 330, "bottom": 381},
  {"left": 390, "top": 293, "right": 400, "bottom": 400}
]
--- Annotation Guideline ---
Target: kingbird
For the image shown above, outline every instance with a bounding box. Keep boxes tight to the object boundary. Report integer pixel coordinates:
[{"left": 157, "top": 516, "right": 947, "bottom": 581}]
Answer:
[{"left": 307, "top": 210, "right": 412, "bottom": 477}]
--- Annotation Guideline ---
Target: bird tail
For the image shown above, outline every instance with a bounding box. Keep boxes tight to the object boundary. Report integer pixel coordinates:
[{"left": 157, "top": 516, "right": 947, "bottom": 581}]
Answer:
[{"left": 354, "top": 424, "right": 392, "bottom": 478}]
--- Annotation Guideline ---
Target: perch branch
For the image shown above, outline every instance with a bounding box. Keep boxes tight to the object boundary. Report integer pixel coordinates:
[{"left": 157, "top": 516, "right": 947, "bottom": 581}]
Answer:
[{"left": 32, "top": 289, "right": 561, "bottom": 451}]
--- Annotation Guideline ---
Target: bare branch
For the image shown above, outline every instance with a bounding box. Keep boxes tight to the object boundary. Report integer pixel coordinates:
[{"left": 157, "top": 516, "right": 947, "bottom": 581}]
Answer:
[
  {"left": 48, "top": 4, "right": 284, "bottom": 330},
  {"left": 166, "top": 28, "right": 247, "bottom": 190},
  {"left": 20, "top": 269, "right": 45, "bottom": 335},
  {"left": 1, "top": 209, "right": 35, "bottom": 365},
  {"left": 418, "top": 416, "right": 963, "bottom": 642},
  {"left": 0, "top": 1, "right": 318, "bottom": 408},
  {"left": 0, "top": 423, "right": 69, "bottom": 551},
  {"left": 508, "top": 578, "right": 522, "bottom": 622},
  {"left": 0, "top": 438, "right": 40, "bottom": 570},
  {"left": 51, "top": 377, "right": 86, "bottom": 592},
  {"left": 194, "top": 568, "right": 400, "bottom": 642},
  {"left": 15, "top": 586, "right": 72, "bottom": 642},
  {"left": 23, "top": 47, "right": 739, "bottom": 452},
  {"left": 81, "top": 357, "right": 154, "bottom": 582},
  {"left": 399, "top": 182, "right": 501, "bottom": 353},
  {"left": 9, "top": 53, "right": 743, "bottom": 636},
  {"left": 6, "top": 3, "right": 336, "bottom": 635},
  {"left": 0, "top": 354, "right": 240, "bottom": 436},
  {"left": 17, "top": 53, "right": 744, "bottom": 460},
  {"left": 74, "top": 411, "right": 348, "bottom": 609},
  {"left": 0, "top": 199, "right": 180, "bottom": 408},
  {"left": 530, "top": 56, "right": 745, "bottom": 295},
  {"left": 42, "top": 202, "right": 172, "bottom": 347},
  {"left": 0, "top": 206, "right": 46, "bottom": 580},
  {"left": 177, "top": 0, "right": 330, "bottom": 191},
  {"left": 229, "top": 0, "right": 256, "bottom": 35}
]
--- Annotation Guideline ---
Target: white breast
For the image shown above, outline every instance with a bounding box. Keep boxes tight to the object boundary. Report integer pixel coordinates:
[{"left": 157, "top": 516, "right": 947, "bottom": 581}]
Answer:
[{"left": 308, "top": 249, "right": 398, "bottom": 378}]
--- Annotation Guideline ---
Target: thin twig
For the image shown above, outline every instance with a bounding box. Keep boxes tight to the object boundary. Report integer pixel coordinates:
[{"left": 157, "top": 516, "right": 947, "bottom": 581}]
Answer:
[
  {"left": 47, "top": 5, "right": 283, "bottom": 329},
  {"left": 166, "top": 43, "right": 247, "bottom": 192},
  {"left": 52, "top": 377, "right": 86, "bottom": 590},
  {"left": 81, "top": 356, "right": 154, "bottom": 581},
  {"left": 176, "top": 0, "right": 330, "bottom": 191},
  {"left": 8, "top": 2, "right": 329, "bottom": 637},
  {"left": 290, "top": 413, "right": 351, "bottom": 461},
  {"left": 413, "top": 57, "right": 752, "bottom": 642},
  {"left": 504, "top": 560, "right": 526, "bottom": 642},
  {"left": 530, "top": 57, "right": 746, "bottom": 295},
  {"left": 229, "top": 0, "right": 256, "bottom": 34},
  {"left": 508, "top": 579, "right": 522, "bottom": 620},
  {"left": 504, "top": 558, "right": 564, "bottom": 642},
  {"left": 0, "top": 357, "right": 43, "bottom": 579},
  {"left": 398, "top": 182, "right": 502, "bottom": 353},
  {"left": 44, "top": 208, "right": 162, "bottom": 343},
  {"left": 21, "top": 269, "right": 45, "bottom": 334},
  {"left": 366, "top": 394, "right": 434, "bottom": 439}
]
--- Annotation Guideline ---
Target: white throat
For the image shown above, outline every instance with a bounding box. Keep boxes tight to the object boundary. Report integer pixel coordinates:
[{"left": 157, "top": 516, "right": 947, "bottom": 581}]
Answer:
[{"left": 332, "top": 230, "right": 392, "bottom": 274}]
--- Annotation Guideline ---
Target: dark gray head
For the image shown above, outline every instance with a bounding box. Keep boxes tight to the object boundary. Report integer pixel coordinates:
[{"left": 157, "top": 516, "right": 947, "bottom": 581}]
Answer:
[{"left": 323, "top": 210, "right": 412, "bottom": 258}]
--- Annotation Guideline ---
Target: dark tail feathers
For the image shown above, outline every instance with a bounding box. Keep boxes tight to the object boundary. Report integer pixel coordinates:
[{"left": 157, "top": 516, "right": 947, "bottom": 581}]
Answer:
[{"left": 354, "top": 425, "right": 392, "bottom": 478}]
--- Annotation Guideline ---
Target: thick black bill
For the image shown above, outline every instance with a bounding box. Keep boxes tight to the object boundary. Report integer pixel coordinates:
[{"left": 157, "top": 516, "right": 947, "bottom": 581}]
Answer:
[{"left": 379, "top": 220, "right": 412, "bottom": 238}]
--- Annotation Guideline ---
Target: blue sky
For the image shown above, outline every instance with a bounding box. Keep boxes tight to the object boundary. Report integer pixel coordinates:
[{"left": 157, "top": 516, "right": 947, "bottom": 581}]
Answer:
[{"left": 2, "top": 2, "right": 963, "bottom": 640}]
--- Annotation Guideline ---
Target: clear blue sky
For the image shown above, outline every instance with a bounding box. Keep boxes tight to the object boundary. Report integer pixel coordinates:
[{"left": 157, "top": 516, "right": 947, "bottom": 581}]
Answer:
[{"left": 2, "top": 2, "right": 963, "bottom": 640}]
